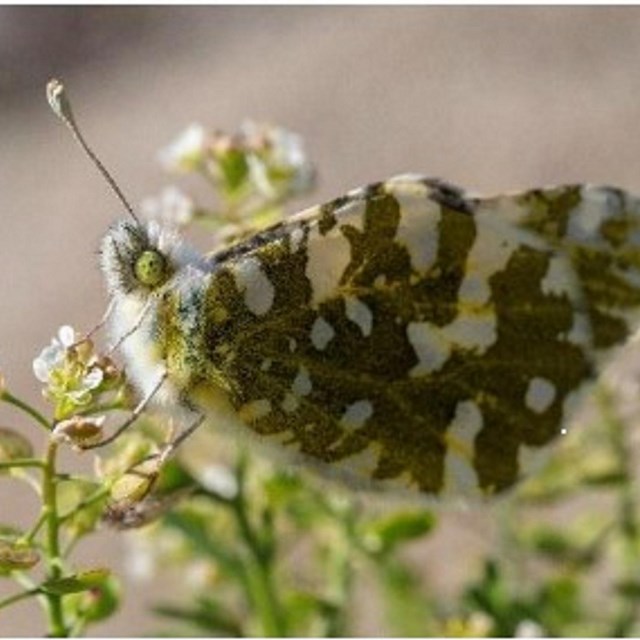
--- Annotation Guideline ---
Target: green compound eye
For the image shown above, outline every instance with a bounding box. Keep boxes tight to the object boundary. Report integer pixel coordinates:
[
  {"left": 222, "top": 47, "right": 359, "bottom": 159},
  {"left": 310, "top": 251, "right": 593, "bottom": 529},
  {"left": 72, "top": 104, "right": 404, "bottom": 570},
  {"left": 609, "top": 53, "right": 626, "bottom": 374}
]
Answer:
[{"left": 134, "top": 250, "right": 169, "bottom": 288}]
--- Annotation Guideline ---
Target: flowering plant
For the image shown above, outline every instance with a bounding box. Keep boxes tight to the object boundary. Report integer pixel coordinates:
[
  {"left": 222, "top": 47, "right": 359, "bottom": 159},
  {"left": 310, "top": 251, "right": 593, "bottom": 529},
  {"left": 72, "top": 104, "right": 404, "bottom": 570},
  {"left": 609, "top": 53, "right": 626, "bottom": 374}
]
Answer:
[{"left": 2, "top": 105, "right": 640, "bottom": 637}]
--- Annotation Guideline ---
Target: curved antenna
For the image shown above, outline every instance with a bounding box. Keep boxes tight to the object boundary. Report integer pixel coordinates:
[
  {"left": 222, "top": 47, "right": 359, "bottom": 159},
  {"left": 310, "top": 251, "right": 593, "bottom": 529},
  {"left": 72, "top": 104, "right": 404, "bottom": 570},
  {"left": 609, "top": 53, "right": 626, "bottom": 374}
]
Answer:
[{"left": 46, "top": 78, "right": 140, "bottom": 225}]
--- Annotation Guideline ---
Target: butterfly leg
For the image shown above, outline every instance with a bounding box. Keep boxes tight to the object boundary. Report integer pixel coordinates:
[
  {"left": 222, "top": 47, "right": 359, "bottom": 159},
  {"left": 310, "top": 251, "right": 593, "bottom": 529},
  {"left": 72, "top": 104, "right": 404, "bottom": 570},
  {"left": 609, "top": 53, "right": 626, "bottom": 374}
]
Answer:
[
  {"left": 106, "top": 297, "right": 154, "bottom": 356},
  {"left": 79, "top": 371, "right": 168, "bottom": 450},
  {"left": 158, "top": 411, "right": 206, "bottom": 465},
  {"left": 67, "top": 297, "right": 117, "bottom": 350}
]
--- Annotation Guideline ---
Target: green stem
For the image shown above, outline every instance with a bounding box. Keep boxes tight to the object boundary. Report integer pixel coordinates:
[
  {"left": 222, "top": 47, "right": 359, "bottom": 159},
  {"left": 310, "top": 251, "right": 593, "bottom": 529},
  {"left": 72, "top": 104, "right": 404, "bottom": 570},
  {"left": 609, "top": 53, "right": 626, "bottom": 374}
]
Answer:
[
  {"left": 76, "top": 400, "right": 127, "bottom": 416},
  {"left": 599, "top": 388, "right": 640, "bottom": 636},
  {"left": 0, "top": 458, "right": 45, "bottom": 471},
  {"left": 0, "top": 587, "right": 41, "bottom": 611},
  {"left": 231, "top": 462, "right": 287, "bottom": 636},
  {"left": 59, "top": 486, "right": 110, "bottom": 525},
  {"left": 19, "top": 511, "right": 48, "bottom": 546},
  {"left": 322, "top": 538, "right": 352, "bottom": 637},
  {"left": 1, "top": 391, "right": 50, "bottom": 432},
  {"left": 42, "top": 442, "right": 67, "bottom": 637}
]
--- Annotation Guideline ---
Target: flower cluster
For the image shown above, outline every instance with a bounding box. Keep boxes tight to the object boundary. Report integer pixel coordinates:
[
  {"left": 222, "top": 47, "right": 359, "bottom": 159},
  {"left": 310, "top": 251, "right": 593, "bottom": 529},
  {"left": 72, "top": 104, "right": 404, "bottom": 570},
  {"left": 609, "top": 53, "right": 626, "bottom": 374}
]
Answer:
[
  {"left": 146, "top": 121, "right": 315, "bottom": 238},
  {"left": 32, "top": 326, "right": 124, "bottom": 426}
]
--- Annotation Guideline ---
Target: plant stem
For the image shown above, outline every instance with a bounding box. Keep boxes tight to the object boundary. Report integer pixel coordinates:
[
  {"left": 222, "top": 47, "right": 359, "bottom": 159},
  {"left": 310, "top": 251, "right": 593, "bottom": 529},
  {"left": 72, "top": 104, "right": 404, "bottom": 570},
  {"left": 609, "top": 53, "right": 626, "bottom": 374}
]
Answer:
[
  {"left": 599, "top": 388, "right": 640, "bottom": 636},
  {"left": 76, "top": 400, "right": 127, "bottom": 416},
  {"left": 42, "top": 441, "right": 67, "bottom": 637},
  {"left": 1, "top": 391, "right": 50, "bottom": 432},
  {"left": 0, "top": 458, "right": 45, "bottom": 471},
  {"left": 0, "top": 587, "right": 41, "bottom": 611},
  {"left": 59, "top": 486, "right": 110, "bottom": 529},
  {"left": 232, "top": 461, "right": 287, "bottom": 636},
  {"left": 19, "top": 511, "right": 48, "bottom": 546},
  {"left": 321, "top": 537, "right": 352, "bottom": 637}
]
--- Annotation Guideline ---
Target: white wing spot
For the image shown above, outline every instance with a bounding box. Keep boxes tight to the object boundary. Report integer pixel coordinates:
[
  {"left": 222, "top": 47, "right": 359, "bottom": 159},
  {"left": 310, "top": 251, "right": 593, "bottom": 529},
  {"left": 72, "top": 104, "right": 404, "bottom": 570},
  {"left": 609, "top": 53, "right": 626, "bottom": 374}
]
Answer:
[
  {"left": 567, "top": 311, "right": 592, "bottom": 347},
  {"left": 392, "top": 186, "right": 441, "bottom": 272},
  {"left": 525, "top": 377, "right": 556, "bottom": 414},
  {"left": 541, "top": 255, "right": 577, "bottom": 299},
  {"left": 281, "top": 393, "right": 300, "bottom": 413},
  {"left": 407, "top": 321, "right": 451, "bottom": 375},
  {"left": 442, "top": 401, "right": 484, "bottom": 498},
  {"left": 441, "top": 312, "right": 497, "bottom": 354},
  {"left": 345, "top": 296, "right": 373, "bottom": 337},
  {"left": 331, "top": 446, "right": 379, "bottom": 479},
  {"left": 233, "top": 257, "right": 275, "bottom": 316},
  {"left": 306, "top": 225, "right": 351, "bottom": 305},
  {"left": 519, "top": 442, "right": 553, "bottom": 477},
  {"left": 341, "top": 400, "right": 374, "bottom": 431},
  {"left": 310, "top": 316, "right": 335, "bottom": 350},
  {"left": 292, "top": 366, "right": 312, "bottom": 396},
  {"left": 567, "top": 187, "right": 617, "bottom": 242},
  {"left": 459, "top": 208, "right": 542, "bottom": 306},
  {"left": 238, "top": 398, "right": 271, "bottom": 421},
  {"left": 290, "top": 227, "right": 305, "bottom": 252}
]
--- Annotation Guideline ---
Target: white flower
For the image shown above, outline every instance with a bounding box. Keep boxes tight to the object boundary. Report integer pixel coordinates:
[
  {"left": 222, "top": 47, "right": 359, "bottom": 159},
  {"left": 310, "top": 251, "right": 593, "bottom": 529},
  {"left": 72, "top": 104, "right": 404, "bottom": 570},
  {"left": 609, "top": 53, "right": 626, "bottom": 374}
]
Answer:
[
  {"left": 241, "top": 121, "right": 315, "bottom": 196},
  {"left": 199, "top": 463, "right": 238, "bottom": 499},
  {"left": 268, "top": 126, "right": 307, "bottom": 171},
  {"left": 158, "top": 124, "right": 207, "bottom": 172},
  {"left": 141, "top": 186, "right": 194, "bottom": 227},
  {"left": 185, "top": 560, "right": 218, "bottom": 589},
  {"left": 246, "top": 154, "right": 277, "bottom": 199},
  {"left": 124, "top": 533, "right": 157, "bottom": 582},
  {"left": 33, "top": 325, "right": 76, "bottom": 382},
  {"left": 66, "top": 367, "right": 104, "bottom": 403},
  {"left": 515, "top": 620, "right": 546, "bottom": 638}
]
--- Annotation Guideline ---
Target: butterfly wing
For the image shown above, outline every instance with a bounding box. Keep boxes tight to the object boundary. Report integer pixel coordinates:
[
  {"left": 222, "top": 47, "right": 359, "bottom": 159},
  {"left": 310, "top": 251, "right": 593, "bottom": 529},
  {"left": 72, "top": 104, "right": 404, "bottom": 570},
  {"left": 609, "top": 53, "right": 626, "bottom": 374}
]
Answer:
[{"left": 196, "top": 176, "right": 640, "bottom": 498}]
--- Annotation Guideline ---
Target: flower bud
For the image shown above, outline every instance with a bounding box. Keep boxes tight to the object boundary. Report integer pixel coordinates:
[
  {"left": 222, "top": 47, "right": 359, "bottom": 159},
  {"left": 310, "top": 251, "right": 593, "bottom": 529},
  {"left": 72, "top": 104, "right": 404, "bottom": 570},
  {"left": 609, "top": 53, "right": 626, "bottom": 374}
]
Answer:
[
  {"left": 51, "top": 415, "right": 105, "bottom": 449},
  {"left": 68, "top": 338, "right": 95, "bottom": 364},
  {"left": 109, "top": 456, "right": 162, "bottom": 504},
  {"left": 0, "top": 541, "right": 39, "bottom": 571}
]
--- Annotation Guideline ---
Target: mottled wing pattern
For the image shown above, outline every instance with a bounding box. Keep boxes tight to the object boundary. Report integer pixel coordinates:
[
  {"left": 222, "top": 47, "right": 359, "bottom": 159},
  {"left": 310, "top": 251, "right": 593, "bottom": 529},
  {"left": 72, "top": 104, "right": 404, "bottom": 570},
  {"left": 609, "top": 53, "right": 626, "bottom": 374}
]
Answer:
[{"left": 194, "top": 176, "right": 640, "bottom": 498}]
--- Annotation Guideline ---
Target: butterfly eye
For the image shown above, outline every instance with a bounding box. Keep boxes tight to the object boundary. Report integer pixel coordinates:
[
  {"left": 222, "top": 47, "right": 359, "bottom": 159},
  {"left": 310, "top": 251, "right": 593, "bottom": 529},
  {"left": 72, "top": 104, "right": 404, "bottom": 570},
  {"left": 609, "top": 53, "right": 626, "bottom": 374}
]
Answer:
[{"left": 135, "top": 250, "right": 169, "bottom": 288}]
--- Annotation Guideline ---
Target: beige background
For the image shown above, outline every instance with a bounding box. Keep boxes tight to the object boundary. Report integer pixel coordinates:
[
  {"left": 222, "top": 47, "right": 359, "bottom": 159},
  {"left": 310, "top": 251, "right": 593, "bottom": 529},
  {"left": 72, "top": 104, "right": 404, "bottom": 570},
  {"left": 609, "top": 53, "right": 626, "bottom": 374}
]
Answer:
[{"left": 2, "top": 6, "right": 640, "bottom": 635}]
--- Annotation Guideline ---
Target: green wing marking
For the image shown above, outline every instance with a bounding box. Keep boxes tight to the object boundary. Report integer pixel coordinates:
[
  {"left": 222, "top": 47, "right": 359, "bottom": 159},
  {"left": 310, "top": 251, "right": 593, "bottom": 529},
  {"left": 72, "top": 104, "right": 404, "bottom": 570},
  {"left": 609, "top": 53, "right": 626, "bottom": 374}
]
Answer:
[{"left": 170, "top": 177, "right": 640, "bottom": 498}]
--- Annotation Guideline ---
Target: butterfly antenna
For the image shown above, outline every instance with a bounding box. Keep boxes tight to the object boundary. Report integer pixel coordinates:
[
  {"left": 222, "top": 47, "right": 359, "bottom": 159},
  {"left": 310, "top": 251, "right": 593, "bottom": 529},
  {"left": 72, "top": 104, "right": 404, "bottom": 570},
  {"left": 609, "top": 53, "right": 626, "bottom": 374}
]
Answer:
[{"left": 46, "top": 78, "right": 140, "bottom": 225}]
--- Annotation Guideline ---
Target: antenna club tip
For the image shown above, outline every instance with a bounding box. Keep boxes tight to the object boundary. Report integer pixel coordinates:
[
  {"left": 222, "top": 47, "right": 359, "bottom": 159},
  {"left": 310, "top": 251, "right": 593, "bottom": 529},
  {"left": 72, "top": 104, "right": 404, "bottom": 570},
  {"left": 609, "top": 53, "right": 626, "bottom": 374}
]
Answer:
[{"left": 46, "top": 78, "right": 73, "bottom": 122}]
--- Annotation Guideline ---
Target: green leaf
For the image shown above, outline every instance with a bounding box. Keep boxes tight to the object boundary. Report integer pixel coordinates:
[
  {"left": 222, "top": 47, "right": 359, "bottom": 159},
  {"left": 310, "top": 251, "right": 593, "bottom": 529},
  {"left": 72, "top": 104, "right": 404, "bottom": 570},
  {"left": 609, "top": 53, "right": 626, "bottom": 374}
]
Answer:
[
  {"left": 41, "top": 568, "right": 110, "bottom": 595},
  {"left": 154, "top": 598, "right": 243, "bottom": 636},
  {"left": 616, "top": 579, "right": 640, "bottom": 600},
  {"left": 522, "top": 522, "right": 603, "bottom": 568},
  {"left": 362, "top": 511, "right": 436, "bottom": 554},
  {"left": 527, "top": 528, "right": 576, "bottom": 560},
  {"left": 154, "top": 459, "right": 195, "bottom": 494},
  {"left": 0, "top": 427, "right": 33, "bottom": 466},
  {"left": 537, "top": 576, "right": 582, "bottom": 631},
  {"left": 162, "top": 510, "right": 241, "bottom": 575},
  {"left": 378, "top": 560, "right": 435, "bottom": 636},
  {"left": 64, "top": 574, "right": 120, "bottom": 623},
  {"left": 218, "top": 149, "right": 249, "bottom": 194},
  {"left": 0, "top": 525, "right": 23, "bottom": 542},
  {"left": 581, "top": 470, "right": 627, "bottom": 487}
]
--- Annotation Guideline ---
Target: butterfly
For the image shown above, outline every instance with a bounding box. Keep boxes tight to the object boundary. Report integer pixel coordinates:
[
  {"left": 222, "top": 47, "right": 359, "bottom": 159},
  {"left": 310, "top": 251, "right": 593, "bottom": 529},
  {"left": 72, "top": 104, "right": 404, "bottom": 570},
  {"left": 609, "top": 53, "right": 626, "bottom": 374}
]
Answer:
[{"left": 47, "top": 80, "right": 640, "bottom": 500}]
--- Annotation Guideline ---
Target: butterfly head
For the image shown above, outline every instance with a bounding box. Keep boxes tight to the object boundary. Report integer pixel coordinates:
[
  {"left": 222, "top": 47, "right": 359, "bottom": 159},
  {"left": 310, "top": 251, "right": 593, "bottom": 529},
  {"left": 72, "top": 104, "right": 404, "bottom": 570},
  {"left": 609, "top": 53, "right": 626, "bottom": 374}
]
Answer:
[{"left": 100, "top": 220, "right": 187, "bottom": 297}]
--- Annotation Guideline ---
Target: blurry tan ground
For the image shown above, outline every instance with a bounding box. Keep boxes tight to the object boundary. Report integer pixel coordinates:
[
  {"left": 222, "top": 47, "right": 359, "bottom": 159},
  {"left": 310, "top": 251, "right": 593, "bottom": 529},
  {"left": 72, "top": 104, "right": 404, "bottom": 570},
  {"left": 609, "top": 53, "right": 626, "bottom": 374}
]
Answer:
[{"left": 3, "top": 6, "right": 640, "bottom": 636}]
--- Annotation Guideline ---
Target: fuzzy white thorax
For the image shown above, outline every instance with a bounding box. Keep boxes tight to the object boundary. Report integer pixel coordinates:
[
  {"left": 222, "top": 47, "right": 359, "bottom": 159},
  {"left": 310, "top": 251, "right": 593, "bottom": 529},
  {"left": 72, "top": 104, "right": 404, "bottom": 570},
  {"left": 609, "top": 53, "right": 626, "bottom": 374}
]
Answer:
[{"left": 102, "top": 219, "right": 208, "bottom": 420}]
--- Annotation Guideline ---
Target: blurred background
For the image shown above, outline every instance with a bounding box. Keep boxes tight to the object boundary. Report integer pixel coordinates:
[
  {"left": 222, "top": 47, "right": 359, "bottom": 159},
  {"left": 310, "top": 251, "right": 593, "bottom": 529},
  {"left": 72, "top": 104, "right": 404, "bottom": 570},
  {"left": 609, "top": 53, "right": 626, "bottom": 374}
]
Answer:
[{"left": 3, "top": 6, "right": 640, "bottom": 635}]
